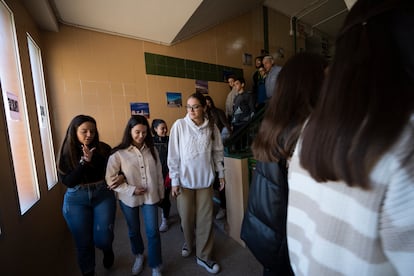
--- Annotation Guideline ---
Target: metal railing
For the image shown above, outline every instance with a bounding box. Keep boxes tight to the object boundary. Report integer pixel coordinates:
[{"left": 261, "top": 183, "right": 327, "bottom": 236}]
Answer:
[{"left": 223, "top": 106, "right": 266, "bottom": 157}]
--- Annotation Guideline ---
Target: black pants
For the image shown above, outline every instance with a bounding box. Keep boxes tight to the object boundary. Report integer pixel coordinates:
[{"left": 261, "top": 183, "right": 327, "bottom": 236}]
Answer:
[{"left": 159, "top": 186, "right": 171, "bottom": 218}]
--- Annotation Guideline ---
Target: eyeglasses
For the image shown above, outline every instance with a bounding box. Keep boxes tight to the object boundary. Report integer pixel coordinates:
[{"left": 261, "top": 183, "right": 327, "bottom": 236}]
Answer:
[{"left": 185, "top": 104, "right": 201, "bottom": 111}]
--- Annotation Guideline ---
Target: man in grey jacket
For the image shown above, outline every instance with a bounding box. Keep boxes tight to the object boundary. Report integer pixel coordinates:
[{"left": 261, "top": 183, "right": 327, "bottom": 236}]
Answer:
[{"left": 263, "top": 55, "right": 282, "bottom": 98}]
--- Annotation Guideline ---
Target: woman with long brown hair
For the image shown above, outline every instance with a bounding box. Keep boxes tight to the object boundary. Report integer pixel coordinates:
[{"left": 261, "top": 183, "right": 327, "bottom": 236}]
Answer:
[
  {"left": 241, "top": 52, "right": 327, "bottom": 276},
  {"left": 287, "top": 0, "right": 414, "bottom": 275},
  {"left": 58, "top": 115, "right": 116, "bottom": 276}
]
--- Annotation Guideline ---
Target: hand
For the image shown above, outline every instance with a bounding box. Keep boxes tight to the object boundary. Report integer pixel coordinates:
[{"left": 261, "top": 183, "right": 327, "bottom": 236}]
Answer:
[
  {"left": 134, "top": 186, "right": 147, "bottom": 195},
  {"left": 81, "top": 144, "right": 96, "bottom": 162},
  {"left": 171, "top": 186, "right": 180, "bottom": 197},
  {"left": 107, "top": 174, "right": 125, "bottom": 190},
  {"left": 157, "top": 198, "right": 164, "bottom": 206},
  {"left": 219, "top": 178, "right": 225, "bottom": 191}
]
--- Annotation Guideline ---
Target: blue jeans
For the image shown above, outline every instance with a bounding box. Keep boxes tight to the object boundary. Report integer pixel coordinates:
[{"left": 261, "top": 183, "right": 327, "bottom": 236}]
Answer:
[
  {"left": 119, "top": 200, "right": 162, "bottom": 268},
  {"left": 62, "top": 182, "right": 116, "bottom": 274}
]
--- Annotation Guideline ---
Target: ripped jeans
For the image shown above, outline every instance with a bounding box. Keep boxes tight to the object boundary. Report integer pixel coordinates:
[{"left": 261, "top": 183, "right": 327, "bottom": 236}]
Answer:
[{"left": 62, "top": 182, "right": 116, "bottom": 274}]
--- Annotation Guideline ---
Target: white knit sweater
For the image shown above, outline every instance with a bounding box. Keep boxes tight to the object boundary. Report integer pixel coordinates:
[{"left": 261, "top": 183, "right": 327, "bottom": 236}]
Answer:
[
  {"left": 287, "top": 115, "right": 414, "bottom": 276},
  {"left": 168, "top": 114, "right": 224, "bottom": 189}
]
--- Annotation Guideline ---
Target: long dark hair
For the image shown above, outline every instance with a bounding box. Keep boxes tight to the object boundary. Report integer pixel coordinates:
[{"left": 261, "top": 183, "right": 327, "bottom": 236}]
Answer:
[
  {"left": 204, "top": 95, "right": 216, "bottom": 109},
  {"left": 58, "top": 115, "right": 100, "bottom": 172},
  {"left": 113, "top": 115, "right": 158, "bottom": 162},
  {"left": 300, "top": 0, "right": 414, "bottom": 188},
  {"left": 151, "top": 118, "right": 167, "bottom": 136},
  {"left": 188, "top": 92, "right": 216, "bottom": 140},
  {"left": 252, "top": 52, "right": 327, "bottom": 162}
]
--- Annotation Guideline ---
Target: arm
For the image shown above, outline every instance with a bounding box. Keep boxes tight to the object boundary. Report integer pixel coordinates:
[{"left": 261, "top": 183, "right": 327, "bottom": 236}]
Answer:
[
  {"left": 105, "top": 152, "right": 135, "bottom": 196},
  {"left": 59, "top": 159, "right": 86, "bottom": 188},
  {"left": 212, "top": 125, "right": 225, "bottom": 180},
  {"left": 265, "top": 68, "right": 277, "bottom": 98},
  {"left": 168, "top": 122, "right": 182, "bottom": 197},
  {"left": 225, "top": 91, "right": 233, "bottom": 118},
  {"left": 380, "top": 162, "right": 414, "bottom": 275},
  {"left": 218, "top": 109, "right": 232, "bottom": 133},
  {"left": 59, "top": 151, "right": 104, "bottom": 187},
  {"left": 248, "top": 93, "right": 256, "bottom": 116},
  {"left": 167, "top": 121, "right": 181, "bottom": 187}
]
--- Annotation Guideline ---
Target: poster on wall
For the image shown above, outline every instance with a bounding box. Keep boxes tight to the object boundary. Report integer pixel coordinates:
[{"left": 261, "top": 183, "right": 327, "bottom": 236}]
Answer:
[
  {"left": 130, "top": 102, "right": 150, "bottom": 118},
  {"left": 195, "top": 80, "right": 208, "bottom": 94},
  {"left": 39, "top": 105, "right": 46, "bottom": 128},
  {"left": 166, "top": 92, "right": 182, "bottom": 107},
  {"left": 243, "top": 53, "right": 252, "bottom": 65},
  {"left": 6, "top": 91, "right": 20, "bottom": 121}
]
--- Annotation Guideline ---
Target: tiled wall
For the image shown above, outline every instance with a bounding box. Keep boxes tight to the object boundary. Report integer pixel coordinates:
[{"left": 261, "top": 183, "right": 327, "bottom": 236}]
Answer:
[
  {"left": 42, "top": 7, "right": 303, "bottom": 147},
  {"left": 145, "top": 52, "right": 243, "bottom": 82}
]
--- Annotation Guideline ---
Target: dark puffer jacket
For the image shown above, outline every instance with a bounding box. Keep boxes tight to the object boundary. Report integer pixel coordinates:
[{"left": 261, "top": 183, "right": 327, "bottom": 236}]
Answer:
[
  {"left": 153, "top": 135, "right": 169, "bottom": 180},
  {"left": 241, "top": 160, "right": 293, "bottom": 276}
]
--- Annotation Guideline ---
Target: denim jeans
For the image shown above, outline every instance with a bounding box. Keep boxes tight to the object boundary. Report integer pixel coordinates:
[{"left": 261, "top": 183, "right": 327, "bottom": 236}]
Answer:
[
  {"left": 119, "top": 200, "right": 162, "bottom": 268},
  {"left": 62, "top": 182, "right": 116, "bottom": 274}
]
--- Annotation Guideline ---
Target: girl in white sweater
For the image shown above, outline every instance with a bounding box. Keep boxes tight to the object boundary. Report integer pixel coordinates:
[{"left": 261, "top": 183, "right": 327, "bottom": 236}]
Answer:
[{"left": 168, "top": 92, "right": 225, "bottom": 274}]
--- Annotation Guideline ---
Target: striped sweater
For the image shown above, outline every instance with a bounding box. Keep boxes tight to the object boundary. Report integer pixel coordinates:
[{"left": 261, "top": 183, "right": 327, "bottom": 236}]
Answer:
[{"left": 287, "top": 115, "right": 414, "bottom": 276}]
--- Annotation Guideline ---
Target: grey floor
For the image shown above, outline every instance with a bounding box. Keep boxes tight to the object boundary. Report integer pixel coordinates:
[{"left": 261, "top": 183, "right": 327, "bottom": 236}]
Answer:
[{"left": 58, "top": 198, "right": 262, "bottom": 276}]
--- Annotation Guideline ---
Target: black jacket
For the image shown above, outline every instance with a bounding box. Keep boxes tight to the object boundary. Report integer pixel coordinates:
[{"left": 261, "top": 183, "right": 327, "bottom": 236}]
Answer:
[
  {"left": 58, "top": 141, "right": 111, "bottom": 188},
  {"left": 241, "top": 160, "right": 293, "bottom": 276},
  {"left": 153, "top": 135, "right": 169, "bottom": 179}
]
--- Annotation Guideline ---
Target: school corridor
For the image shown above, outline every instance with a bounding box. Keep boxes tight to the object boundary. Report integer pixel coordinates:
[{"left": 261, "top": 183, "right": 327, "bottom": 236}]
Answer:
[{"left": 58, "top": 200, "right": 262, "bottom": 276}]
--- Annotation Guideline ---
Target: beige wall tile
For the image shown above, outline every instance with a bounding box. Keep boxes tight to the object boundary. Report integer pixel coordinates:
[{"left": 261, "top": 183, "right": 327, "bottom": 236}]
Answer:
[{"left": 43, "top": 7, "right": 299, "bottom": 143}]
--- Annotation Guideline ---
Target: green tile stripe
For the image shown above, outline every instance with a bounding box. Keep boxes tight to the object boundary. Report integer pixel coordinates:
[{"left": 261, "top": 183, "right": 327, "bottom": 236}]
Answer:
[{"left": 145, "top": 52, "right": 243, "bottom": 82}]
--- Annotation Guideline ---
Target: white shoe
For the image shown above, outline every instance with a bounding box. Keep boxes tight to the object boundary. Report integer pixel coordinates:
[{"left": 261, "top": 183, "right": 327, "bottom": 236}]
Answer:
[
  {"left": 197, "top": 257, "right": 220, "bottom": 274},
  {"left": 181, "top": 243, "right": 192, "bottom": 257},
  {"left": 215, "top": 208, "right": 226, "bottom": 220},
  {"left": 132, "top": 254, "right": 144, "bottom": 275},
  {"left": 152, "top": 265, "right": 163, "bottom": 276},
  {"left": 159, "top": 218, "right": 168, "bottom": 232}
]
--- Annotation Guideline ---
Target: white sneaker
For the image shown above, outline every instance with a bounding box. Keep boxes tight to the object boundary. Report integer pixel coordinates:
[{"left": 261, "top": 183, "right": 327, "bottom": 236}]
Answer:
[
  {"left": 152, "top": 265, "right": 163, "bottom": 276},
  {"left": 215, "top": 208, "right": 226, "bottom": 220},
  {"left": 159, "top": 218, "right": 168, "bottom": 232},
  {"left": 181, "top": 243, "right": 192, "bottom": 257},
  {"left": 196, "top": 257, "right": 220, "bottom": 274},
  {"left": 132, "top": 254, "right": 144, "bottom": 275}
]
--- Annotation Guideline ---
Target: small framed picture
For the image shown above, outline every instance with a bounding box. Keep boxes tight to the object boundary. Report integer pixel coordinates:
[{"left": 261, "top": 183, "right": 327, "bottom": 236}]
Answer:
[{"left": 243, "top": 53, "right": 252, "bottom": 65}]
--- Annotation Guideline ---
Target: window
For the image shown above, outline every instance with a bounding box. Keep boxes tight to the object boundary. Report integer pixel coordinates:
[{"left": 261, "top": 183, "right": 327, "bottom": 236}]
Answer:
[
  {"left": 0, "top": 0, "right": 40, "bottom": 214},
  {"left": 27, "top": 34, "right": 58, "bottom": 190}
]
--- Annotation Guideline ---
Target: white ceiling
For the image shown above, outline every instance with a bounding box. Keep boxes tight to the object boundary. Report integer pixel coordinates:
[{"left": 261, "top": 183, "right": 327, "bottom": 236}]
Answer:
[{"left": 23, "top": 0, "right": 355, "bottom": 46}]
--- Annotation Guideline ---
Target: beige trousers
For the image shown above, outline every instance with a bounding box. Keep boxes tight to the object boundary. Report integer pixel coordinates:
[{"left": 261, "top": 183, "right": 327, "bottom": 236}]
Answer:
[{"left": 177, "top": 186, "right": 214, "bottom": 261}]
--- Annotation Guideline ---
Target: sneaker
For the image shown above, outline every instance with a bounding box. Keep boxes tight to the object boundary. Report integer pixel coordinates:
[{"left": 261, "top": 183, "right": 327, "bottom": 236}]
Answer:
[
  {"left": 152, "top": 265, "right": 163, "bottom": 276},
  {"left": 181, "top": 243, "right": 191, "bottom": 257},
  {"left": 196, "top": 257, "right": 220, "bottom": 274},
  {"left": 103, "top": 248, "right": 114, "bottom": 269},
  {"left": 159, "top": 218, "right": 168, "bottom": 232},
  {"left": 215, "top": 208, "right": 226, "bottom": 220},
  {"left": 132, "top": 254, "right": 144, "bottom": 275}
]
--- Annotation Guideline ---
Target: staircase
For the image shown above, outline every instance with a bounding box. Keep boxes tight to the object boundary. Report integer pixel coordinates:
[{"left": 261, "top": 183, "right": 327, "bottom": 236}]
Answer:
[{"left": 223, "top": 105, "right": 266, "bottom": 158}]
